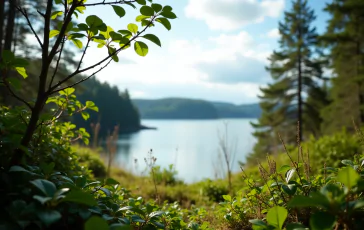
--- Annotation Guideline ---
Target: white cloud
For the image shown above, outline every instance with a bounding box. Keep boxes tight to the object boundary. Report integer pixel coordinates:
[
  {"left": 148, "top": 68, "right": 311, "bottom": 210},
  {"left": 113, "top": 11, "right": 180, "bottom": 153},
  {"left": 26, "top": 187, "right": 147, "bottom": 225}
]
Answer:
[
  {"left": 267, "top": 28, "right": 280, "bottom": 38},
  {"left": 185, "top": 0, "right": 285, "bottom": 31}
]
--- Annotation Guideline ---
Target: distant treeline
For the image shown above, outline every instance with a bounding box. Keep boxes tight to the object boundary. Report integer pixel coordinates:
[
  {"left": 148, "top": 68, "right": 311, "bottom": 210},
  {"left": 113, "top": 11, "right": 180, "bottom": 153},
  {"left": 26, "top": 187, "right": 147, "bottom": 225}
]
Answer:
[{"left": 133, "top": 98, "right": 261, "bottom": 119}]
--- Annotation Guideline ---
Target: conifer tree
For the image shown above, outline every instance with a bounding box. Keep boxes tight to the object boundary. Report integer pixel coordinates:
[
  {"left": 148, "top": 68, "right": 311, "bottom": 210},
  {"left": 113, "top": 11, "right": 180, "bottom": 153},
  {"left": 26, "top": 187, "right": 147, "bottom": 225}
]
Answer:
[
  {"left": 250, "top": 0, "right": 325, "bottom": 160},
  {"left": 320, "top": 0, "right": 364, "bottom": 134}
]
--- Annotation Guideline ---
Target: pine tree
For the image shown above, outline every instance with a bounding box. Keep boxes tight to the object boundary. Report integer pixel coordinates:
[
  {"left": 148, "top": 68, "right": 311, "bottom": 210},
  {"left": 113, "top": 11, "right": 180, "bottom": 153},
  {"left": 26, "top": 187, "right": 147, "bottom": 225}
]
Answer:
[
  {"left": 320, "top": 0, "right": 364, "bottom": 134},
  {"left": 249, "top": 0, "right": 325, "bottom": 160}
]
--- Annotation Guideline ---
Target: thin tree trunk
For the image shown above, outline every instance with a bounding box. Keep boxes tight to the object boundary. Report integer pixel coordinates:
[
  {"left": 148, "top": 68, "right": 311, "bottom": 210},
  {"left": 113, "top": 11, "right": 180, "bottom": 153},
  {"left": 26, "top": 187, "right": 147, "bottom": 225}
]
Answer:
[
  {"left": 297, "top": 0, "right": 303, "bottom": 142},
  {"left": 0, "top": 0, "right": 5, "bottom": 54},
  {"left": 4, "top": 0, "right": 16, "bottom": 51}
]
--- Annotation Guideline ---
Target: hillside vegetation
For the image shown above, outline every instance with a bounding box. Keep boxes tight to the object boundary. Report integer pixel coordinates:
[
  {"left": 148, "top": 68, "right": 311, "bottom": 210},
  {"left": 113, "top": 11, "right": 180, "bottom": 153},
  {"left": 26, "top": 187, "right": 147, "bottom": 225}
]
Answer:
[{"left": 133, "top": 98, "right": 261, "bottom": 119}]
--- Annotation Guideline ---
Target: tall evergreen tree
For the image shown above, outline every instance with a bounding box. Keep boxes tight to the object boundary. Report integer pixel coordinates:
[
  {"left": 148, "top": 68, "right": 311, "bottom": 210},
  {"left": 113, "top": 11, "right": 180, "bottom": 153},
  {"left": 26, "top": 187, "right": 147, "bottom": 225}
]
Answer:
[
  {"left": 250, "top": 0, "right": 326, "bottom": 160},
  {"left": 320, "top": 0, "right": 364, "bottom": 134}
]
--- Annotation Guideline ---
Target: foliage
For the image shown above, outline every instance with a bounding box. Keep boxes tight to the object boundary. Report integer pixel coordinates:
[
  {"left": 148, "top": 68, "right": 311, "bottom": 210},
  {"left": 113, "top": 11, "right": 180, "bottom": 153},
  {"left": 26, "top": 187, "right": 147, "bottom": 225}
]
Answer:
[
  {"left": 202, "top": 180, "right": 229, "bottom": 203},
  {"left": 218, "top": 147, "right": 364, "bottom": 230},
  {"left": 151, "top": 164, "right": 180, "bottom": 186}
]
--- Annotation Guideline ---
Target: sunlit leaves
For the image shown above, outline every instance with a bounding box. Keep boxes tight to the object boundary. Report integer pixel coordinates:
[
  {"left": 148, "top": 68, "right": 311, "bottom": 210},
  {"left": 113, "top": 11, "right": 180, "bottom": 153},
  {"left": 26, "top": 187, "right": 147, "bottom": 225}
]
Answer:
[
  {"left": 134, "top": 41, "right": 148, "bottom": 56},
  {"left": 136, "top": 15, "right": 150, "bottom": 22},
  {"left": 142, "top": 34, "right": 161, "bottom": 47},
  {"left": 71, "top": 39, "right": 83, "bottom": 49},
  {"left": 156, "top": 18, "right": 171, "bottom": 30},
  {"left": 112, "top": 5, "right": 126, "bottom": 18},
  {"left": 127, "top": 23, "right": 138, "bottom": 34},
  {"left": 15, "top": 67, "right": 28, "bottom": 78},
  {"left": 51, "top": 11, "right": 63, "bottom": 20},
  {"left": 336, "top": 167, "right": 360, "bottom": 189},
  {"left": 266, "top": 206, "right": 287, "bottom": 230},
  {"left": 50, "top": 30, "right": 60, "bottom": 38}
]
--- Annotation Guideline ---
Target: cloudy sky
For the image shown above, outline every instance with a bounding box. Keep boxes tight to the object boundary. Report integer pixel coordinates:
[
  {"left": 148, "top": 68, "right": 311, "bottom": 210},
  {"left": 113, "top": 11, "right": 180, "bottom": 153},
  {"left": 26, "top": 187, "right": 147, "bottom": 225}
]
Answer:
[{"left": 77, "top": 0, "right": 330, "bottom": 104}]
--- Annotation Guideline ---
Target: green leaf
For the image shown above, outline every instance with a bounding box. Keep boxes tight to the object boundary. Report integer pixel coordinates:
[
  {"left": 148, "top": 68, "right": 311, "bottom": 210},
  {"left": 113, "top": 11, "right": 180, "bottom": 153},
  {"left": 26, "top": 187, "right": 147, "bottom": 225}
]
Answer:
[
  {"left": 142, "top": 34, "right": 161, "bottom": 47},
  {"left": 51, "top": 11, "right": 63, "bottom": 20},
  {"left": 286, "top": 223, "right": 308, "bottom": 230},
  {"left": 282, "top": 184, "right": 297, "bottom": 196},
  {"left": 135, "top": 0, "right": 146, "bottom": 5},
  {"left": 127, "top": 23, "right": 138, "bottom": 34},
  {"left": 63, "top": 190, "right": 97, "bottom": 206},
  {"left": 341, "top": 160, "right": 354, "bottom": 166},
  {"left": 50, "top": 30, "right": 60, "bottom": 38},
  {"left": 156, "top": 18, "right": 171, "bottom": 30},
  {"left": 337, "top": 166, "right": 360, "bottom": 189},
  {"left": 118, "top": 30, "right": 132, "bottom": 37},
  {"left": 278, "top": 165, "right": 291, "bottom": 174},
  {"left": 7, "top": 77, "right": 22, "bottom": 90},
  {"left": 12, "top": 58, "right": 29, "bottom": 67},
  {"left": 249, "top": 219, "right": 268, "bottom": 229},
  {"left": 30, "top": 179, "right": 57, "bottom": 197},
  {"left": 112, "top": 5, "right": 126, "bottom": 18},
  {"left": 151, "top": 3, "right": 162, "bottom": 12},
  {"left": 86, "top": 15, "right": 104, "bottom": 28},
  {"left": 266, "top": 206, "right": 287, "bottom": 230},
  {"left": 131, "top": 215, "right": 145, "bottom": 223},
  {"left": 136, "top": 15, "right": 150, "bottom": 22},
  {"left": 37, "top": 210, "right": 62, "bottom": 226},
  {"left": 85, "top": 216, "right": 109, "bottom": 230},
  {"left": 160, "top": 11, "right": 177, "bottom": 19},
  {"left": 85, "top": 101, "right": 99, "bottom": 112},
  {"left": 110, "top": 224, "right": 132, "bottom": 230},
  {"left": 59, "top": 87, "right": 75, "bottom": 95},
  {"left": 72, "top": 39, "right": 83, "bottom": 49},
  {"left": 162, "top": 6, "right": 173, "bottom": 12},
  {"left": 285, "top": 169, "right": 295, "bottom": 183},
  {"left": 9, "top": 166, "right": 33, "bottom": 174},
  {"left": 288, "top": 194, "right": 330, "bottom": 208},
  {"left": 105, "top": 178, "right": 119, "bottom": 185},
  {"left": 82, "top": 111, "right": 90, "bottom": 120},
  {"left": 2, "top": 50, "right": 14, "bottom": 62},
  {"left": 140, "top": 6, "right": 154, "bottom": 16},
  {"left": 222, "top": 195, "right": 232, "bottom": 202},
  {"left": 149, "top": 211, "right": 164, "bottom": 218},
  {"left": 309, "top": 211, "right": 336, "bottom": 230},
  {"left": 33, "top": 195, "right": 53, "bottom": 205},
  {"left": 134, "top": 41, "right": 148, "bottom": 56},
  {"left": 15, "top": 67, "right": 28, "bottom": 78}
]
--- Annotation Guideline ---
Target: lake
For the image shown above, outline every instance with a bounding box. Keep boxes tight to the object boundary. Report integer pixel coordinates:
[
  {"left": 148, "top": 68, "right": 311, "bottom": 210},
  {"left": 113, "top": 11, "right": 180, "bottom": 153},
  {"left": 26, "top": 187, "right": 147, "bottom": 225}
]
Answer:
[{"left": 114, "top": 119, "right": 257, "bottom": 183}]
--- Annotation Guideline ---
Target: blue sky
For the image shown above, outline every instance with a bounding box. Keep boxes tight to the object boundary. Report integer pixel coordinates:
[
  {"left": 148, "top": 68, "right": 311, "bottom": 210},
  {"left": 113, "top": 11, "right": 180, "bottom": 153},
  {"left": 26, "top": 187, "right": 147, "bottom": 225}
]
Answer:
[{"left": 77, "top": 0, "right": 331, "bottom": 104}]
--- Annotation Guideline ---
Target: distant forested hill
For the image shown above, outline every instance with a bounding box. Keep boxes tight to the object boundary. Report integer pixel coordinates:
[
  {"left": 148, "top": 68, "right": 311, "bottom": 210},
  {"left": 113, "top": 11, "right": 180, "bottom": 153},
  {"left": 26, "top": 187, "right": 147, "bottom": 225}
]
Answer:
[{"left": 133, "top": 98, "right": 261, "bottom": 119}]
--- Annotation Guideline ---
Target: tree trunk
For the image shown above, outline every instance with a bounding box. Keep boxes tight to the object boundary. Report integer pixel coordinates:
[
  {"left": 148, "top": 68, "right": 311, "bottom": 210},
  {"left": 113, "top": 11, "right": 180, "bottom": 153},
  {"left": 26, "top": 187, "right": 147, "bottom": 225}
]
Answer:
[
  {"left": 0, "top": 0, "right": 5, "bottom": 54},
  {"left": 4, "top": 0, "right": 16, "bottom": 51}
]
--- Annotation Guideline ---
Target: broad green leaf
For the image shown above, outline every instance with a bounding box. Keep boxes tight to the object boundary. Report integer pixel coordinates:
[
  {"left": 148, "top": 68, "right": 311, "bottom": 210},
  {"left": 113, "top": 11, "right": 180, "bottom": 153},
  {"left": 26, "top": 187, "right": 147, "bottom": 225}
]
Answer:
[
  {"left": 142, "top": 34, "right": 161, "bottom": 47},
  {"left": 37, "top": 210, "right": 62, "bottom": 226},
  {"left": 12, "top": 58, "right": 29, "bottom": 67},
  {"left": 59, "top": 87, "right": 75, "bottom": 95},
  {"left": 30, "top": 179, "right": 57, "bottom": 197},
  {"left": 288, "top": 194, "right": 330, "bottom": 208},
  {"left": 337, "top": 167, "right": 360, "bottom": 189},
  {"left": 134, "top": 41, "right": 148, "bottom": 56},
  {"left": 162, "top": 5, "right": 173, "bottom": 12},
  {"left": 62, "top": 190, "right": 97, "bottom": 206},
  {"left": 50, "top": 30, "right": 60, "bottom": 38},
  {"left": 7, "top": 77, "right": 22, "bottom": 90},
  {"left": 320, "top": 184, "right": 344, "bottom": 203},
  {"left": 309, "top": 211, "right": 336, "bottom": 230},
  {"left": 151, "top": 3, "right": 162, "bottom": 12},
  {"left": 282, "top": 184, "right": 297, "bottom": 196},
  {"left": 278, "top": 165, "right": 291, "bottom": 174},
  {"left": 82, "top": 111, "right": 90, "bottom": 120},
  {"left": 118, "top": 30, "right": 132, "bottom": 37},
  {"left": 112, "top": 5, "right": 126, "bottom": 18},
  {"left": 285, "top": 168, "right": 295, "bottom": 183},
  {"left": 105, "top": 178, "right": 119, "bottom": 185},
  {"left": 86, "top": 15, "right": 104, "bottom": 28},
  {"left": 136, "top": 15, "right": 150, "bottom": 22},
  {"left": 85, "top": 101, "right": 99, "bottom": 112},
  {"left": 33, "top": 195, "right": 53, "bottom": 205},
  {"left": 286, "top": 223, "right": 308, "bottom": 230},
  {"left": 156, "top": 18, "right": 171, "bottom": 30},
  {"left": 140, "top": 6, "right": 154, "bottom": 16},
  {"left": 249, "top": 219, "right": 268, "bottom": 229},
  {"left": 127, "top": 23, "right": 138, "bottom": 34},
  {"left": 135, "top": 0, "right": 146, "bottom": 5},
  {"left": 2, "top": 50, "right": 14, "bottom": 62},
  {"left": 266, "top": 206, "right": 287, "bottom": 230},
  {"left": 69, "top": 33, "right": 86, "bottom": 39},
  {"left": 85, "top": 216, "right": 108, "bottom": 230},
  {"left": 124, "top": 1, "right": 136, "bottom": 9},
  {"left": 100, "top": 187, "right": 111, "bottom": 197},
  {"left": 9, "top": 166, "right": 33, "bottom": 174},
  {"left": 341, "top": 160, "right": 354, "bottom": 166},
  {"left": 160, "top": 11, "right": 177, "bottom": 19},
  {"left": 72, "top": 39, "right": 83, "bottom": 49},
  {"left": 51, "top": 11, "right": 63, "bottom": 20},
  {"left": 131, "top": 215, "right": 145, "bottom": 223},
  {"left": 222, "top": 195, "right": 231, "bottom": 202},
  {"left": 15, "top": 67, "right": 28, "bottom": 78},
  {"left": 149, "top": 211, "right": 164, "bottom": 218}
]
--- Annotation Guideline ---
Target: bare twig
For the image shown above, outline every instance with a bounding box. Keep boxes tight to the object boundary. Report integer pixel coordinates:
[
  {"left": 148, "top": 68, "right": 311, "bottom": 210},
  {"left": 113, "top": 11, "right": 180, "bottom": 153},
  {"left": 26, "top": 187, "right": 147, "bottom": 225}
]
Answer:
[
  {"left": 16, "top": 6, "right": 43, "bottom": 49},
  {"left": 49, "top": 37, "right": 66, "bottom": 91},
  {"left": 83, "top": 0, "right": 136, "bottom": 7},
  {"left": 2, "top": 77, "right": 33, "bottom": 110}
]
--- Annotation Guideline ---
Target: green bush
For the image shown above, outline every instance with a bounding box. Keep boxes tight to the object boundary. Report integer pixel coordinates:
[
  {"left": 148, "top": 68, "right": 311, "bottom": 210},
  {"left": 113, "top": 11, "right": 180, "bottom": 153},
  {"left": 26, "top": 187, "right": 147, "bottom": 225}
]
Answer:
[
  {"left": 72, "top": 146, "right": 107, "bottom": 178},
  {"left": 201, "top": 180, "right": 229, "bottom": 202}
]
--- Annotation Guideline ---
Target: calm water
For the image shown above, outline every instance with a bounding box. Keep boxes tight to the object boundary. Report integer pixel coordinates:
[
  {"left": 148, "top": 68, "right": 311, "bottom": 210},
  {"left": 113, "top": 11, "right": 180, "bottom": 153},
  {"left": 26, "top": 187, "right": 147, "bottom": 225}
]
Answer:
[{"left": 114, "top": 119, "right": 257, "bottom": 183}]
